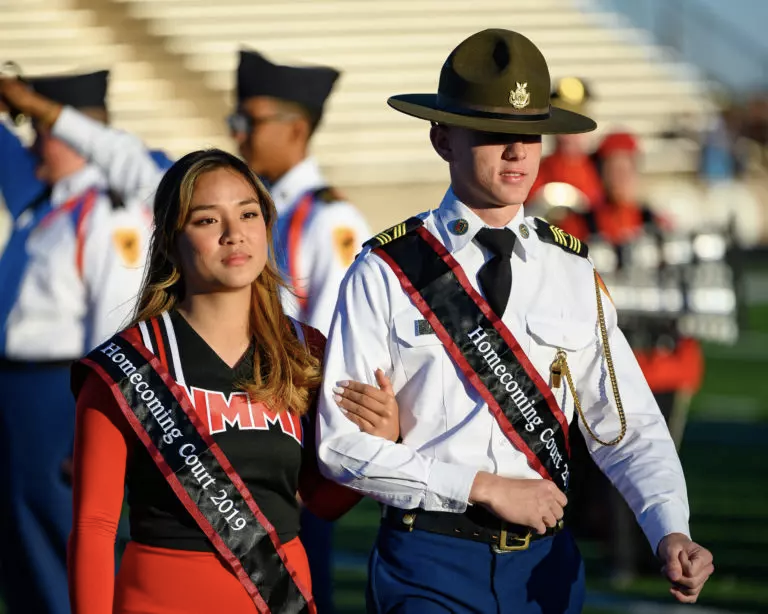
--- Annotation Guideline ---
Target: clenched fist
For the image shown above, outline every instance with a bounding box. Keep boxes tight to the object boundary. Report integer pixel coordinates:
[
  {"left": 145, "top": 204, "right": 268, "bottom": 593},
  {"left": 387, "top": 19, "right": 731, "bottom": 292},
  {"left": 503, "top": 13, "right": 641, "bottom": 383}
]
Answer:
[
  {"left": 657, "top": 533, "right": 714, "bottom": 603},
  {"left": 469, "top": 472, "right": 567, "bottom": 535}
]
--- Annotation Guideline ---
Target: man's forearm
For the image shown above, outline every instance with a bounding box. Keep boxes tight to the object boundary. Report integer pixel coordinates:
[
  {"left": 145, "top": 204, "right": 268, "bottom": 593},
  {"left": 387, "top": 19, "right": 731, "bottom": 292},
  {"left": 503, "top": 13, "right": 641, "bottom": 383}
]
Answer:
[{"left": 317, "top": 431, "right": 477, "bottom": 512}]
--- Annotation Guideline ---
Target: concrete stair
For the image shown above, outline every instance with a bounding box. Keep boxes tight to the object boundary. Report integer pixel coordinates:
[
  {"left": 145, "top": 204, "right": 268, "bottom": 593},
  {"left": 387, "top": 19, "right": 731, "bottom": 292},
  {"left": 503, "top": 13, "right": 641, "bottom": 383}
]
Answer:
[{"left": 1, "top": 0, "right": 716, "bottom": 188}]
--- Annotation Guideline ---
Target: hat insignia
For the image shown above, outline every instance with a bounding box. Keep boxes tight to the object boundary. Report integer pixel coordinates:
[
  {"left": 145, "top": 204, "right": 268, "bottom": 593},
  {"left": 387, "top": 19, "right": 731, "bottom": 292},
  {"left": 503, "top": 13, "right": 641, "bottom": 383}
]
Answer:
[{"left": 509, "top": 82, "right": 530, "bottom": 109}]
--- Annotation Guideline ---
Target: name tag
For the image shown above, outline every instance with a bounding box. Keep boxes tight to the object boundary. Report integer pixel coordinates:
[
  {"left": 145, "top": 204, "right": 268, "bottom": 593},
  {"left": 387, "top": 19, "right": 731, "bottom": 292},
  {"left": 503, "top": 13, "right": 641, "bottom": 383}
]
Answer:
[{"left": 414, "top": 319, "right": 435, "bottom": 336}]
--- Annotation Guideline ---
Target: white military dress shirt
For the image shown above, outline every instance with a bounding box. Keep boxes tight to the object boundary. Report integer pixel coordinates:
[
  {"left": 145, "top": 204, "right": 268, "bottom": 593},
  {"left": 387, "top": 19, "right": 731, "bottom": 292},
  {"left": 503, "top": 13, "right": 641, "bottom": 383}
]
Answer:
[
  {"left": 5, "top": 164, "right": 150, "bottom": 360},
  {"left": 317, "top": 188, "right": 690, "bottom": 552},
  {"left": 272, "top": 157, "right": 371, "bottom": 335}
]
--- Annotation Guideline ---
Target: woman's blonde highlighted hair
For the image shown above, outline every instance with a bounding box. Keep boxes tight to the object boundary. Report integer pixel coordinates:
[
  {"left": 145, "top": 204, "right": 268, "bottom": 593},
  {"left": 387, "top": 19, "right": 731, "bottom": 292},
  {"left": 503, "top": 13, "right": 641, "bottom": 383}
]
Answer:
[{"left": 132, "top": 149, "right": 321, "bottom": 415}]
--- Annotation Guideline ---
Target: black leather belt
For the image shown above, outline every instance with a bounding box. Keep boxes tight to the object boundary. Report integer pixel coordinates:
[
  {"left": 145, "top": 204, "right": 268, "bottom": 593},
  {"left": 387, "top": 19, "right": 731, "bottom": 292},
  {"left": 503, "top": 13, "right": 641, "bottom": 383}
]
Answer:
[{"left": 382, "top": 505, "right": 563, "bottom": 552}]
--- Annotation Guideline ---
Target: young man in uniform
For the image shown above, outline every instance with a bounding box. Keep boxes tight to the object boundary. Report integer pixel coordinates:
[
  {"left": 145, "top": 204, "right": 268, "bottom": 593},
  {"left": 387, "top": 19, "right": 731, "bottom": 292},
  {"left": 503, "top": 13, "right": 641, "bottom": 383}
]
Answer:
[
  {"left": 0, "top": 71, "right": 153, "bottom": 614},
  {"left": 230, "top": 49, "right": 371, "bottom": 335},
  {"left": 317, "top": 29, "right": 714, "bottom": 613}
]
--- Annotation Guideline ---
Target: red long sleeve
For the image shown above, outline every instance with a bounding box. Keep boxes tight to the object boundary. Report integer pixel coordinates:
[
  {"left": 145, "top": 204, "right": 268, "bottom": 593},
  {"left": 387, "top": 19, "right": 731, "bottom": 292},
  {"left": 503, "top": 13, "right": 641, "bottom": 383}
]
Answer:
[
  {"left": 69, "top": 372, "right": 132, "bottom": 614},
  {"left": 297, "top": 324, "right": 362, "bottom": 520},
  {"left": 298, "top": 403, "right": 362, "bottom": 521}
]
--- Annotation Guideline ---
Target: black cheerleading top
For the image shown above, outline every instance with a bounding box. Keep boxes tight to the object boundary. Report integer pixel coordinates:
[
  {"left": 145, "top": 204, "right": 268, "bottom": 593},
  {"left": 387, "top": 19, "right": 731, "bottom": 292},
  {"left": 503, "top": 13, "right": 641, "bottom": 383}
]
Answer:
[{"left": 71, "top": 310, "right": 359, "bottom": 555}]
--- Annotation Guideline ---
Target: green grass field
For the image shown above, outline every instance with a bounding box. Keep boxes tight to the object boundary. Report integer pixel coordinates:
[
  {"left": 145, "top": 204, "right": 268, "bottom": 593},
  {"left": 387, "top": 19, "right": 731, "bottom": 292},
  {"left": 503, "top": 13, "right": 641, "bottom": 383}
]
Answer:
[{"left": 332, "top": 427, "right": 768, "bottom": 614}]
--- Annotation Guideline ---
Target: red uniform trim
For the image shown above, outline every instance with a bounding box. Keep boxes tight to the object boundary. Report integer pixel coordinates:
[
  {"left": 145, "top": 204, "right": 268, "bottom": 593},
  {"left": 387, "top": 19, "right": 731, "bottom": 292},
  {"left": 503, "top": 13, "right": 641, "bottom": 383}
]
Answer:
[
  {"left": 287, "top": 193, "right": 315, "bottom": 313},
  {"left": 150, "top": 317, "right": 169, "bottom": 373},
  {"left": 74, "top": 190, "right": 98, "bottom": 279}
]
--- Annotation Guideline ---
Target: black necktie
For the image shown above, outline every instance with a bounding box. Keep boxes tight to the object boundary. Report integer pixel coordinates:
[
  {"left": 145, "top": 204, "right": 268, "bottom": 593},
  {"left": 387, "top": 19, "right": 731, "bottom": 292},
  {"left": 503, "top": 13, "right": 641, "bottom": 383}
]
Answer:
[{"left": 474, "top": 227, "right": 517, "bottom": 317}]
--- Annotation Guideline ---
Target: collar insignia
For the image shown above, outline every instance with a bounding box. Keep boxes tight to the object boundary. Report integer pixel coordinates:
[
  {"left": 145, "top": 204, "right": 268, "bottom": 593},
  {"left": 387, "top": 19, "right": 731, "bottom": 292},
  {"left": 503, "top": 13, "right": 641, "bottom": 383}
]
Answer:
[{"left": 450, "top": 218, "right": 469, "bottom": 235}]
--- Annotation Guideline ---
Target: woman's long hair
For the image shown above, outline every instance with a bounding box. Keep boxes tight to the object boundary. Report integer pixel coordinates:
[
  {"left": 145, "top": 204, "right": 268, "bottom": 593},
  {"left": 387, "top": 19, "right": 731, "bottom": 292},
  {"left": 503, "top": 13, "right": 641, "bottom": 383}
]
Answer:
[{"left": 132, "top": 149, "right": 321, "bottom": 415}]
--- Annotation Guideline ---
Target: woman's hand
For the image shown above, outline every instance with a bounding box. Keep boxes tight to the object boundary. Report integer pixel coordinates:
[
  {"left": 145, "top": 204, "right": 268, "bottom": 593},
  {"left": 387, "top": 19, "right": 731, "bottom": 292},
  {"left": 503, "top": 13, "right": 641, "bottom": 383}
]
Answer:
[{"left": 333, "top": 369, "right": 400, "bottom": 442}]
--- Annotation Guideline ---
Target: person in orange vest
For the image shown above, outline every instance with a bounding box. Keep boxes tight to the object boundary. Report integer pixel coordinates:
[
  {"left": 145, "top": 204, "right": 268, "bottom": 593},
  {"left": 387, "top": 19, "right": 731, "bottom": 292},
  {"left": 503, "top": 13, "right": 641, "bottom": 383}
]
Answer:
[
  {"left": 528, "top": 77, "right": 605, "bottom": 209},
  {"left": 557, "top": 130, "right": 704, "bottom": 581},
  {"left": 558, "top": 131, "right": 704, "bottom": 407}
]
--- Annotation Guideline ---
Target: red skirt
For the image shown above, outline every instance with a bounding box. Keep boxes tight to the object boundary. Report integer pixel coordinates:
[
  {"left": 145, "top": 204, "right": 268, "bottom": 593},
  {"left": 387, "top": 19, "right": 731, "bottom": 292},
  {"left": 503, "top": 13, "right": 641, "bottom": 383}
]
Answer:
[{"left": 114, "top": 538, "right": 312, "bottom": 613}]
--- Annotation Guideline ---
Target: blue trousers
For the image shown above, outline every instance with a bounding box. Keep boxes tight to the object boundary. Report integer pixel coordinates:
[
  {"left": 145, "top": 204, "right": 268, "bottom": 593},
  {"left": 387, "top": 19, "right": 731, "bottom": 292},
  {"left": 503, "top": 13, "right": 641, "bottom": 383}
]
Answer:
[
  {"left": 367, "top": 524, "right": 585, "bottom": 614},
  {"left": 0, "top": 364, "right": 74, "bottom": 614}
]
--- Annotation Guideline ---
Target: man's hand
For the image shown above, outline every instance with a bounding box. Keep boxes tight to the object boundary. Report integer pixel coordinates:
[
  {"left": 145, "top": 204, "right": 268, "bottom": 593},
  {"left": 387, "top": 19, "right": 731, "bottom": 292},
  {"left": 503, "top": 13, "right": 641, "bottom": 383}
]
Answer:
[
  {"left": 469, "top": 472, "right": 567, "bottom": 535},
  {"left": 0, "top": 77, "right": 61, "bottom": 125},
  {"left": 0, "top": 77, "right": 35, "bottom": 113},
  {"left": 657, "top": 533, "right": 714, "bottom": 603}
]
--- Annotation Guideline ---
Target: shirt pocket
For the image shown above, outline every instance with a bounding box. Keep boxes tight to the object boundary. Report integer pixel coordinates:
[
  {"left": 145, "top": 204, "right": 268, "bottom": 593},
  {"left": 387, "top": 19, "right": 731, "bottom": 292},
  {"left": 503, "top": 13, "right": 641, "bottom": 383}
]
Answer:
[
  {"left": 392, "top": 311, "right": 445, "bottom": 381},
  {"left": 525, "top": 315, "right": 595, "bottom": 386}
]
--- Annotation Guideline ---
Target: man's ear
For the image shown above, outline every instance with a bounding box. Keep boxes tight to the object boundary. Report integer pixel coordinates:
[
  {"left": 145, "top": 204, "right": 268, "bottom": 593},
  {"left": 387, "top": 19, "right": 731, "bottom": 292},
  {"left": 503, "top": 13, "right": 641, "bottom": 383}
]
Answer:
[
  {"left": 430, "top": 124, "right": 453, "bottom": 163},
  {"left": 290, "top": 115, "right": 311, "bottom": 147}
]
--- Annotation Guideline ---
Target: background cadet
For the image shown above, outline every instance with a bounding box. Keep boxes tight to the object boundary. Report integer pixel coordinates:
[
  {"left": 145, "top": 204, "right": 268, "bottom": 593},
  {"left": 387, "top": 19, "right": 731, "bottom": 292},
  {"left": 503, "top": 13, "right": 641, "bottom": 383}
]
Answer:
[
  {"left": 229, "top": 49, "right": 372, "bottom": 613},
  {"left": 0, "top": 70, "right": 153, "bottom": 614}
]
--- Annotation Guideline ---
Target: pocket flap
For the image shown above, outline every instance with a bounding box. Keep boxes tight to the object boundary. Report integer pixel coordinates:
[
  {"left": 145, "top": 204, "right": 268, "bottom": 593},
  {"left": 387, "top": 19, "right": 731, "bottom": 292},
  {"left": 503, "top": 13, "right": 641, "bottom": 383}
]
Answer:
[
  {"left": 525, "top": 315, "right": 594, "bottom": 350},
  {"left": 393, "top": 313, "right": 443, "bottom": 348}
]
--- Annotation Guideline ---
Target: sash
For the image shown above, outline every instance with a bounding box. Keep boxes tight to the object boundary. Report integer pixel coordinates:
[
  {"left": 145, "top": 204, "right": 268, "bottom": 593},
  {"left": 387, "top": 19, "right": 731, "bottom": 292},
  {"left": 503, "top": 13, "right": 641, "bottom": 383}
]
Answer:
[
  {"left": 75, "top": 330, "right": 315, "bottom": 614},
  {"left": 374, "top": 226, "right": 571, "bottom": 491}
]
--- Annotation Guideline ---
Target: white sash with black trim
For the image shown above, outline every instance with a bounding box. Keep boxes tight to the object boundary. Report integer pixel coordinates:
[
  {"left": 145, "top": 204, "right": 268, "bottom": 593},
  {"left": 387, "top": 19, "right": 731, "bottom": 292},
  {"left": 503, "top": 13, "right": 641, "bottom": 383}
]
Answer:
[
  {"left": 72, "top": 326, "right": 315, "bottom": 614},
  {"left": 372, "top": 223, "right": 572, "bottom": 491}
]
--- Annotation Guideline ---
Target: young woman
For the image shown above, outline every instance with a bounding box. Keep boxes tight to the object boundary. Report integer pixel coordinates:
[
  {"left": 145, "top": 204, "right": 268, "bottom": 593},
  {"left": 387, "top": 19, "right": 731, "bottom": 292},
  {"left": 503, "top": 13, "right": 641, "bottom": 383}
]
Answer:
[{"left": 68, "top": 149, "right": 398, "bottom": 613}]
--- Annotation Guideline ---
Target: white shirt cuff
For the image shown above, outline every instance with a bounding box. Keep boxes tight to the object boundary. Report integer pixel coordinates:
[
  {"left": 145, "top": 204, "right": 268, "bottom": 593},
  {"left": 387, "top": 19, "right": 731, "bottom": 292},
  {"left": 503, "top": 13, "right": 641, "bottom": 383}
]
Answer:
[
  {"left": 52, "top": 106, "right": 96, "bottom": 150},
  {"left": 424, "top": 461, "right": 478, "bottom": 513},
  {"left": 640, "top": 503, "right": 691, "bottom": 554}
]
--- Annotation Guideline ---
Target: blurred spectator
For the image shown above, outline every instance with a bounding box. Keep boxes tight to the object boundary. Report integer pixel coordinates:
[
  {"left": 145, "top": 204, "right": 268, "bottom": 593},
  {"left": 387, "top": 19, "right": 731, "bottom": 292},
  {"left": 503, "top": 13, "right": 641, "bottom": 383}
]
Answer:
[
  {"left": 528, "top": 77, "right": 604, "bottom": 209},
  {"left": 699, "top": 103, "right": 747, "bottom": 183},
  {"left": 559, "top": 131, "right": 704, "bottom": 419},
  {"left": 557, "top": 130, "right": 705, "bottom": 581},
  {"left": 0, "top": 71, "right": 159, "bottom": 614},
  {"left": 742, "top": 92, "right": 768, "bottom": 148}
]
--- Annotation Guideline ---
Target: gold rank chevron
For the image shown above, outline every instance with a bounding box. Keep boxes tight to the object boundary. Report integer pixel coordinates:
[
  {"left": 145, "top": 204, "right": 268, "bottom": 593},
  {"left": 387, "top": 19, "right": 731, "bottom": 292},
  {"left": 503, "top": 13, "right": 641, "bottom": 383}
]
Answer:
[
  {"left": 533, "top": 218, "right": 589, "bottom": 258},
  {"left": 364, "top": 216, "right": 425, "bottom": 248}
]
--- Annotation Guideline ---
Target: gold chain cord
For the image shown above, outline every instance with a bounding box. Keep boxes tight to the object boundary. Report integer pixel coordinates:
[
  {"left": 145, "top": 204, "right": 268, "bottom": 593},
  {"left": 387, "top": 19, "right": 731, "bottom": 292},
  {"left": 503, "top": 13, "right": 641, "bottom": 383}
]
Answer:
[{"left": 556, "top": 270, "right": 627, "bottom": 447}]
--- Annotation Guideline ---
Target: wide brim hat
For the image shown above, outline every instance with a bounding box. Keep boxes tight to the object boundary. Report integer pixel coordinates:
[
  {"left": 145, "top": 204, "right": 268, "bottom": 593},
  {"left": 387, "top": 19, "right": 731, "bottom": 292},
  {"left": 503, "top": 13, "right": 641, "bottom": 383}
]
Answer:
[{"left": 388, "top": 29, "right": 596, "bottom": 135}]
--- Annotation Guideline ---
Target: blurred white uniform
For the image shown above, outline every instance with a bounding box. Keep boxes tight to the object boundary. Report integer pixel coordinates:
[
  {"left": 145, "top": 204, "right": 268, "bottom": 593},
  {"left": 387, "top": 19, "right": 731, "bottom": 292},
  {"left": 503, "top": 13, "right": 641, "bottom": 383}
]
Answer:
[
  {"left": 5, "top": 163, "right": 150, "bottom": 360},
  {"left": 52, "top": 106, "right": 164, "bottom": 212},
  {"left": 53, "top": 106, "right": 370, "bottom": 337},
  {"left": 317, "top": 188, "right": 690, "bottom": 552},
  {"left": 271, "top": 157, "right": 370, "bottom": 335}
]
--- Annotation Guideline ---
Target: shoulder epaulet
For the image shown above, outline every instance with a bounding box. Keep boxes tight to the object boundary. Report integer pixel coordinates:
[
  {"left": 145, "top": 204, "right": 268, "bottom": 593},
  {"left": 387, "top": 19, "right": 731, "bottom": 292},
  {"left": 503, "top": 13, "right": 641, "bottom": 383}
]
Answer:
[
  {"left": 363, "top": 216, "right": 425, "bottom": 248},
  {"left": 312, "top": 186, "right": 346, "bottom": 205},
  {"left": 533, "top": 218, "right": 589, "bottom": 258}
]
